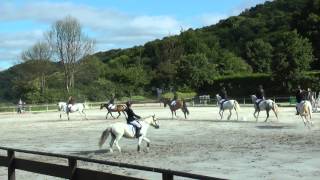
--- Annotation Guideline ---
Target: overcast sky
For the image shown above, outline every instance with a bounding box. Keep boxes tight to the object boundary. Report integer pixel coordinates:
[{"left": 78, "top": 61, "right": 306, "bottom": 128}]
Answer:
[{"left": 0, "top": 0, "right": 267, "bottom": 71}]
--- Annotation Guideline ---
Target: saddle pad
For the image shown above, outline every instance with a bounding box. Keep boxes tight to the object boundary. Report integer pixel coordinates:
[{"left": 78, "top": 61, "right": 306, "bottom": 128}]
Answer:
[{"left": 126, "top": 124, "right": 136, "bottom": 135}]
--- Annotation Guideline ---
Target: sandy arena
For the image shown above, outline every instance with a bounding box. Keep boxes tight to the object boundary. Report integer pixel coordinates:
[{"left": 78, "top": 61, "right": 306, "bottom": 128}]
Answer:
[{"left": 0, "top": 104, "right": 319, "bottom": 180}]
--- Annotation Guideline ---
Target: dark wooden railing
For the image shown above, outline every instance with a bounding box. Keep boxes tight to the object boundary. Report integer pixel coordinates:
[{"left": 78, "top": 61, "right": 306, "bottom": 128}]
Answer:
[{"left": 0, "top": 146, "right": 226, "bottom": 180}]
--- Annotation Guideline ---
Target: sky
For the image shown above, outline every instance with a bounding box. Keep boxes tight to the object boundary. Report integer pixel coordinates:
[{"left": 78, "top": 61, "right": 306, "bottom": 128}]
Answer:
[{"left": 0, "top": 0, "right": 268, "bottom": 71}]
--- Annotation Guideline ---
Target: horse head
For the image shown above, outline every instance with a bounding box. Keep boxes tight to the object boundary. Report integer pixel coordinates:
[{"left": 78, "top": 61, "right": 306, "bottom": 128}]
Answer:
[
  {"left": 216, "top": 94, "right": 221, "bottom": 101},
  {"left": 161, "top": 98, "right": 169, "bottom": 107},
  {"left": 100, "top": 103, "right": 105, "bottom": 110},
  {"left": 144, "top": 114, "right": 160, "bottom": 129}
]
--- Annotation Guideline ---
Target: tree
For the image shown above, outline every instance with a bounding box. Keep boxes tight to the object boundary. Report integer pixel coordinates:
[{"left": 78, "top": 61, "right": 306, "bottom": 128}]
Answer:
[
  {"left": 21, "top": 41, "right": 53, "bottom": 94},
  {"left": 48, "top": 16, "right": 95, "bottom": 92},
  {"left": 245, "top": 39, "right": 273, "bottom": 73},
  {"left": 177, "top": 53, "right": 217, "bottom": 88},
  {"left": 272, "top": 30, "right": 314, "bottom": 91}
]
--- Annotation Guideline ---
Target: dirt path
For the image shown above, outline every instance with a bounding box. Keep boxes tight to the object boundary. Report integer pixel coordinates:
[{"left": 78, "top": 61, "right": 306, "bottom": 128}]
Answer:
[{"left": 0, "top": 106, "right": 319, "bottom": 179}]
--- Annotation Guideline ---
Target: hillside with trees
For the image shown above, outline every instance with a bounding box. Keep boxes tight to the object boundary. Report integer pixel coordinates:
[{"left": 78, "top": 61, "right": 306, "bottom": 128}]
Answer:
[{"left": 1, "top": 0, "right": 319, "bottom": 104}]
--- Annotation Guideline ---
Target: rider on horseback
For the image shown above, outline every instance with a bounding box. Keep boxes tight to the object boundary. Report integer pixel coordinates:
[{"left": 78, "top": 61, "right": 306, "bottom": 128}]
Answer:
[
  {"left": 295, "top": 86, "right": 310, "bottom": 115},
  {"left": 125, "top": 101, "right": 142, "bottom": 138},
  {"left": 170, "top": 92, "right": 178, "bottom": 107},
  {"left": 107, "top": 94, "right": 116, "bottom": 110},
  {"left": 67, "top": 96, "right": 75, "bottom": 113},
  {"left": 255, "top": 85, "right": 265, "bottom": 111},
  {"left": 219, "top": 87, "right": 228, "bottom": 110}
]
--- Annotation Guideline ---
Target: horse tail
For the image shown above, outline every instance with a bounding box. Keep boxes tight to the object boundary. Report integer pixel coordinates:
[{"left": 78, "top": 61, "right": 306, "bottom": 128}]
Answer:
[
  {"left": 183, "top": 100, "right": 189, "bottom": 115},
  {"left": 234, "top": 100, "right": 240, "bottom": 111},
  {"left": 99, "top": 127, "right": 111, "bottom": 148}
]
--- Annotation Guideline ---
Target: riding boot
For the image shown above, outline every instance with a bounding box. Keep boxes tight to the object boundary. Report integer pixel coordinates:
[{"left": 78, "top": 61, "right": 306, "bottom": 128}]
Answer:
[
  {"left": 296, "top": 107, "right": 299, "bottom": 115},
  {"left": 135, "top": 127, "right": 141, "bottom": 138}
]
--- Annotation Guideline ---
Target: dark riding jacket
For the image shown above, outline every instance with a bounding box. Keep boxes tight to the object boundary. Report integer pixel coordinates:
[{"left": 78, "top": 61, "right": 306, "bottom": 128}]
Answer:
[
  {"left": 125, "top": 107, "right": 141, "bottom": 124},
  {"left": 256, "top": 88, "right": 265, "bottom": 100},
  {"left": 67, "top": 98, "right": 75, "bottom": 105},
  {"left": 108, "top": 98, "right": 115, "bottom": 105},
  {"left": 220, "top": 89, "right": 228, "bottom": 100},
  {"left": 296, "top": 89, "right": 304, "bottom": 103}
]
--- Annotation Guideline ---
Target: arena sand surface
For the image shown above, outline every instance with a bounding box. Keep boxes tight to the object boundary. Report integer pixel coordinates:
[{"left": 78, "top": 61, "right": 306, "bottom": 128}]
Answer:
[{"left": 0, "top": 104, "right": 319, "bottom": 180}]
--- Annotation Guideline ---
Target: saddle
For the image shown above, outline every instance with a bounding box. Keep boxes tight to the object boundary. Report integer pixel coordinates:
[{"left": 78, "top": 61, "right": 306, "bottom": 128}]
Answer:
[{"left": 126, "top": 124, "right": 140, "bottom": 138}]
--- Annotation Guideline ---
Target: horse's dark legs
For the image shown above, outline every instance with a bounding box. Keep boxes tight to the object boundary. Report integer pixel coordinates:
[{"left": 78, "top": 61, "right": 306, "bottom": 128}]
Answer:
[
  {"left": 106, "top": 112, "right": 110, "bottom": 119},
  {"left": 171, "top": 110, "right": 174, "bottom": 119},
  {"left": 109, "top": 111, "right": 116, "bottom": 119},
  {"left": 116, "top": 111, "right": 121, "bottom": 119},
  {"left": 183, "top": 109, "right": 187, "bottom": 119},
  {"left": 67, "top": 112, "right": 70, "bottom": 120}
]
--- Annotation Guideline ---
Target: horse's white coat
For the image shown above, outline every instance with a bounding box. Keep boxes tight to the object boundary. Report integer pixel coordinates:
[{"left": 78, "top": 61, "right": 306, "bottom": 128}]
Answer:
[
  {"left": 99, "top": 115, "right": 159, "bottom": 153},
  {"left": 297, "top": 101, "right": 313, "bottom": 129},
  {"left": 251, "top": 95, "right": 278, "bottom": 122},
  {"left": 216, "top": 94, "right": 240, "bottom": 120},
  {"left": 57, "top": 102, "right": 87, "bottom": 120}
]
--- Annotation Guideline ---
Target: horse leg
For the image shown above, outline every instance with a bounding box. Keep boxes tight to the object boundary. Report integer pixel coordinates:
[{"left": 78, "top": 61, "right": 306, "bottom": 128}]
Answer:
[
  {"left": 79, "top": 110, "right": 87, "bottom": 120},
  {"left": 221, "top": 110, "right": 224, "bottom": 120},
  {"left": 114, "top": 136, "right": 122, "bottom": 153},
  {"left": 116, "top": 111, "right": 121, "bottom": 119},
  {"left": 228, "top": 110, "right": 232, "bottom": 120},
  {"left": 235, "top": 108, "right": 239, "bottom": 121},
  {"left": 265, "top": 110, "right": 270, "bottom": 122},
  {"left": 109, "top": 135, "right": 116, "bottom": 153},
  {"left": 171, "top": 110, "right": 174, "bottom": 119},
  {"left": 256, "top": 111, "right": 260, "bottom": 122},
  {"left": 67, "top": 112, "right": 70, "bottom": 121},
  {"left": 110, "top": 112, "right": 116, "bottom": 119},
  {"left": 219, "top": 109, "right": 222, "bottom": 119},
  {"left": 142, "top": 137, "right": 151, "bottom": 152},
  {"left": 106, "top": 112, "right": 109, "bottom": 119},
  {"left": 272, "top": 108, "right": 278, "bottom": 120},
  {"left": 137, "top": 136, "right": 143, "bottom": 152}
]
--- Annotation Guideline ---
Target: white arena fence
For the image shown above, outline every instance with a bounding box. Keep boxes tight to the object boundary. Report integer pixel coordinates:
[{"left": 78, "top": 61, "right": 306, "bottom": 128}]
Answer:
[{"left": 0, "top": 96, "right": 306, "bottom": 114}]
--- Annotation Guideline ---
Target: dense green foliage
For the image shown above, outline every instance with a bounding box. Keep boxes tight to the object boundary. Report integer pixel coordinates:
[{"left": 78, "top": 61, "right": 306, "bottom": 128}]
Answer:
[{"left": 1, "top": 0, "right": 320, "bottom": 104}]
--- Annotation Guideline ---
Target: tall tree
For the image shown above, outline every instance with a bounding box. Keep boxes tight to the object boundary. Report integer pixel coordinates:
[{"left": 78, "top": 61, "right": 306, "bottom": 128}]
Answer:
[
  {"left": 48, "top": 16, "right": 95, "bottom": 92},
  {"left": 21, "top": 41, "right": 52, "bottom": 94},
  {"left": 272, "top": 30, "right": 314, "bottom": 90}
]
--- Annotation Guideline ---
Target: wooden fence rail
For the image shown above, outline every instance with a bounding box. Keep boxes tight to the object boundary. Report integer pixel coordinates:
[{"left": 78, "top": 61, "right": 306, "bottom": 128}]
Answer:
[{"left": 0, "top": 146, "right": 226, "bottom": 180}]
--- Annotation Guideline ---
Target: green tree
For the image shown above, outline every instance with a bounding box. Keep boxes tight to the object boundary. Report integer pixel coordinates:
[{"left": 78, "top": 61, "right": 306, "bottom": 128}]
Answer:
[
  {"left": 177, "top": 53, "right": 218, "bottom": 88},
  {"left": 272, "top": 30, "right": 314, "bottom": 90},
  {"left": 245, "top": 39, "right": 273, "bottom": 72}
]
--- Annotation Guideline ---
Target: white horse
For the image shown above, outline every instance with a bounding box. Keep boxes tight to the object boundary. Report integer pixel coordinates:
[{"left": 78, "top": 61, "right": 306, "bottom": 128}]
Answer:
[
  {"left": 216, "top": 94, "right": 240, "bottom": 120},
  {"left": 297, "top": 101, "right": 313, "bottom": 129},
  {"left": 99, "top": 115, "right": 159, "bottom": 153},
  {"left": 57, "top": 102, "right": 87, "bottom": 120},
  {"left": 251, "top": 95, "right": 279, "bottom": 122}
]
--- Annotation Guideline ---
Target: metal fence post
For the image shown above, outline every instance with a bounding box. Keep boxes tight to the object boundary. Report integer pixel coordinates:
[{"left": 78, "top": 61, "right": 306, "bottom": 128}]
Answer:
[
  {"left": 8, "top": 150, "right": 15, "bottom": 180},
  {"left": 162, "top": 172, "right": 173, "bottom": 180},
  {"left": 68, "top": 158, "right": 77, "bottom": 180}
]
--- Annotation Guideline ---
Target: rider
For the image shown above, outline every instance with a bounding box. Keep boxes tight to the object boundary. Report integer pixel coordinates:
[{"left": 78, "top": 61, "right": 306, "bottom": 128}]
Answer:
[
  {"left": 219, "top": 87, "right": 228, "bottom": 110},
  {"left": 107, "top": 94, "right": 116, "bottom": 110},
  {"left": 125, "top": 101, "right": 142, "bottom": 138},
  {"left": 255, "top": 85, "right": 265, "bottom": 111},
  {"left": 67, "top": 96, "right": 75, "bottom": 113},
  {"left": 295, "top": 85, "right": 304, "bottom": 115},
  {"left": 170, "top": 92, "right": 178, "bottom": 107}
]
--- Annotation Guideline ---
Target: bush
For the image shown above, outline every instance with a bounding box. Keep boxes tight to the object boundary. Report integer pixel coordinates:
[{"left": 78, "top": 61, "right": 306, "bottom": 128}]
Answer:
[{"left": 161, "top": 91, "right": 197, "bottom": 100}]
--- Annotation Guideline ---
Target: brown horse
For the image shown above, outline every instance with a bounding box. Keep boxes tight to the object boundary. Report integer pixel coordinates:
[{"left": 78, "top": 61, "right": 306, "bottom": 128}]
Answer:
[
  {"left": 162, "top": 98, "right": 189, "bottom": 119},
  {"left": 100, "top": 103, "right": 127, "bottom": 119}
]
